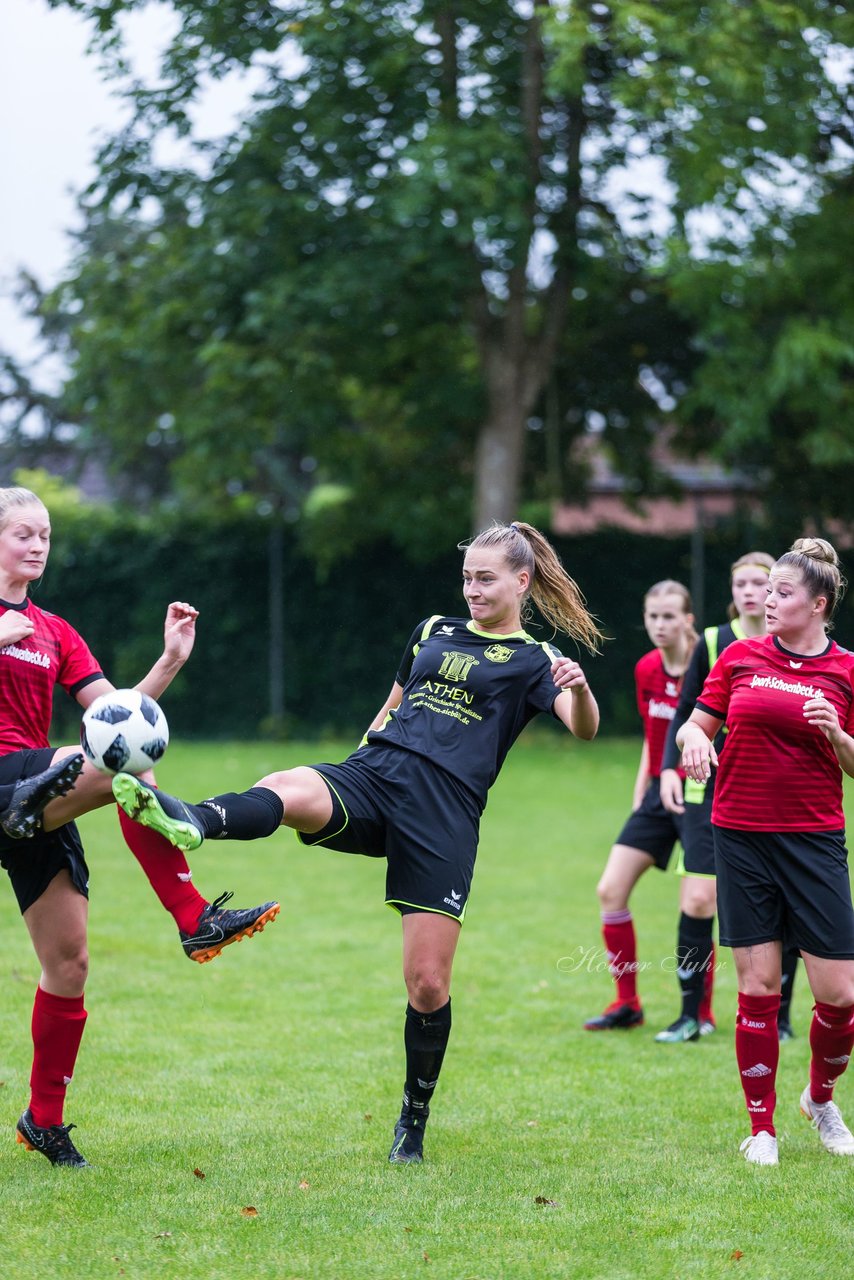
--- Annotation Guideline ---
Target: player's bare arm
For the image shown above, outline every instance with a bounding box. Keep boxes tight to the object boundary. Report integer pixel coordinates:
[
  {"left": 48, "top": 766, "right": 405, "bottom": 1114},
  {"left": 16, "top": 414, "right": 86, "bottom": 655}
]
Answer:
[
  {"left": 551, "top": 659, "right": 599, "bottom": 740},
  {"left": 803, "top": 696, "right": 854, "bottom": 777},
  {"left": 677, "top": 711, "right": 722, "bottom": 783}
]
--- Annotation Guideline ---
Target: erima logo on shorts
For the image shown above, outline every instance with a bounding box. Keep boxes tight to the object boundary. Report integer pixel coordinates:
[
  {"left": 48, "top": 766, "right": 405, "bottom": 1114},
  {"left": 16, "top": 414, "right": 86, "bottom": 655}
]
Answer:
[
  {"left": 742, "top": 1063, "right": 772, "bottom": 1077},
  {"left": 443, "top": 890, "right": 462, "bottom": 912}
]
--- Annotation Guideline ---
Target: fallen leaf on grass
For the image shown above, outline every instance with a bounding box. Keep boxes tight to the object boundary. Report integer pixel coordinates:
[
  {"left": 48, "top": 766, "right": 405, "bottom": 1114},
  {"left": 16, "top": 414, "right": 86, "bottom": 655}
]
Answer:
[
  {"left": 241, "top": 1207, "right": 258, "bottom": 1217},
  {"left": 193, "top": 1168, "right": 206, "bottom": 1180},
  {"left": 404, "top": 1227, "right": 413, "bottom": 1233},
  {"left": 526, "top": 1120, "right": 539, "bottom": 1128},
  {"left": 298, "top": 1180, "right": 310, "bottom": 1190},
  {"left": 730, "top": 1251, "right": 744, "bottom": 1261},
  {"left": 422, "top": 1252, "right": 430, "bottom": 1262},
  {"left": 363, "top": 1113, "right": 372, "bottom": 1122},
  {"left": 534, "top": 1196, "right": 559, "bottom": 1207},
  {"left": 154, "top": 1232, "right": 172, "bottom": 1239}
]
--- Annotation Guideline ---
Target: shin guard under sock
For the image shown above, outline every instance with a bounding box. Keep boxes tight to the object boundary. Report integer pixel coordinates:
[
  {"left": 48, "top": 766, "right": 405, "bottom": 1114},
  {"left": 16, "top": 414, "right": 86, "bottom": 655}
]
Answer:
[
  {"left": 601, "top": 911, "right": 640, "bottom": 1007},
  {"left": 403, "top": 999, "right": 452, "bottom": 1118},
  {"left": 736, "top": 993, "right": 781, "bottom": 1136},
  {"left": 194, "top": 787, "right": 284, "bottom": 840},
  {"left": 677, "top": 913, "right": 714, "bottom": 1023},
  {"left": 29, "top": 987, "right": 88, "bottom": 1128},
  {"left": 118, "top": 807, "right": 207, "bottom": 935},
  {"left": 808, "top": 1001, "right": 854, "bottom": 1104}
]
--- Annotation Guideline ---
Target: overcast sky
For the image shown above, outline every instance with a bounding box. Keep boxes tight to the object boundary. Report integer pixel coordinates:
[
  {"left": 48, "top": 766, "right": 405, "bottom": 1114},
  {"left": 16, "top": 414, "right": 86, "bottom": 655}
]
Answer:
[{"left": 0, "top": 0, "right": 260, "bottom": 365}]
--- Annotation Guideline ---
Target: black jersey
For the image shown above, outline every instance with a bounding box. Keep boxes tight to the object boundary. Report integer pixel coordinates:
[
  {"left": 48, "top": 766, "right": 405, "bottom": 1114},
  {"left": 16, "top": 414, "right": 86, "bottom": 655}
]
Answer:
[
  {"left": 365, "top": 615, "right": 563, "bottom": 807},
  {"left": 661, "top": 621, "right": 744, "bottom": 773}
]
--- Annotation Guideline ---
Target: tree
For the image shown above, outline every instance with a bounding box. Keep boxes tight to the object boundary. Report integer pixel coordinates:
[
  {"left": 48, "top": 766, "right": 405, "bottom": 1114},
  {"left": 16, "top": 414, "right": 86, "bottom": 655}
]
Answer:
[{"left": 13, "top": 0, "right": 850, "bottom": 539}]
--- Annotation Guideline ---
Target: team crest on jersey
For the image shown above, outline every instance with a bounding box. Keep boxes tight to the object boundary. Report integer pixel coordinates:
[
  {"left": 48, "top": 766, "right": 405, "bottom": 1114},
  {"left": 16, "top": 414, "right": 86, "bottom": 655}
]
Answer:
[
  {"left": 484, "top": 644, "right": 514, "bottom": 664},
  {"left": 439, "top": 651, "right": 480, "bottom": 682}
]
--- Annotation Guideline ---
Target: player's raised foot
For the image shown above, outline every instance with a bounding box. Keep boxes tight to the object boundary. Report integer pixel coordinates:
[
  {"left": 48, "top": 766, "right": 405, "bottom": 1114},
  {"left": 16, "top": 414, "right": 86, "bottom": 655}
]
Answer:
[
  {"left": 800, "top": 1086, "right": 854, "bottom": 1155},
  {"left": 654, "top": 1015, "right": 700, "bottom": 1044},
  {"left": 739, "top": 1132, "right": 778, "bottom": 1166},
  {"left": 583, "top": 1001, "right": 644, "bottom": 1031},
  {"left": 699, "top": 1018, "right": 716, "bottom": 1037},
  {"left": 16, "top": 1109, "right": 90, "bottom": 1168},
  {"left": 389, "top": 1095, "right": 428, "bottom": 1165},
  {"left": 1, "top": 753, "right": 85, "bottom": 839},
  {"left": 112, "top": 773, "right": 204, "bottom": 852},
  {"left": 180, "top": 891, "right": 280, "bottom": 964},
  {"left": 778, "top": 1018, "right": 795, "bottom": 1042}
]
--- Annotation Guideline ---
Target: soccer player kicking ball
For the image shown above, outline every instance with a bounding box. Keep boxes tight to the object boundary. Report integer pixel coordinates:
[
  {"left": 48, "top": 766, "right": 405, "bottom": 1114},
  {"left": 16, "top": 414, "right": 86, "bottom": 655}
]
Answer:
[
  {"left": 679, "top": 538, "right": 854, "bottom": 1166},
  {"left": 113, "top": 521, "right": 603, "bottom": 1165}
]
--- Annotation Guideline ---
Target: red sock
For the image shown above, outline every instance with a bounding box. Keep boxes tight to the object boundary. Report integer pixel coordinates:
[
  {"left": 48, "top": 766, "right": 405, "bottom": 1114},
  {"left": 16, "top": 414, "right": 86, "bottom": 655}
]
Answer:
[
  {"left": 601, "top": 911, "right": 641, "bottom": 1007},
  {"left": 735, "top": 992, "right": 780, "bottom": 1136},
  {"left": 808, "top": 1001, "right": 854, "bottom": 1104},
  {"left": 29, "top": 987, "right": 88, "bottom": 1128},
  {"left": 699, "top": 941, "right": 716, "bottom": 1024},
  {"left": 117, "top": 807, "right": 207, "bottom": 934}
]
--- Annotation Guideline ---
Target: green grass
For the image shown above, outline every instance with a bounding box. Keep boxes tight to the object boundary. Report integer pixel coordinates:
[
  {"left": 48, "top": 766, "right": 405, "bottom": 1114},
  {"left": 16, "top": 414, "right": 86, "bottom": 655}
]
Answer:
[{"left": 1, "top": 736, "right": 852, "bottom": 1280}]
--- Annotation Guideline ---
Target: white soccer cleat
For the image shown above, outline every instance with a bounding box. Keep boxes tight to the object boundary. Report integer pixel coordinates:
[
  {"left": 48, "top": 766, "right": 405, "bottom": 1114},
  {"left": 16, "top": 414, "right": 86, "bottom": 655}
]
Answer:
[
  {"left": 800, "top": 1086, "right": 854, "bottom": 1156},
  {"left": 739, "top": 1132, "right": 779, "bottom": 1165}
]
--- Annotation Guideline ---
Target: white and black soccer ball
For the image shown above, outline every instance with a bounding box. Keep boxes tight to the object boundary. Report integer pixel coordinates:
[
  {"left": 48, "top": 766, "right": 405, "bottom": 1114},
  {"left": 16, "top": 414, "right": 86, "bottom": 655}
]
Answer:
[{"left": 80, "top": 689, "right": 169, "bottom": 776}]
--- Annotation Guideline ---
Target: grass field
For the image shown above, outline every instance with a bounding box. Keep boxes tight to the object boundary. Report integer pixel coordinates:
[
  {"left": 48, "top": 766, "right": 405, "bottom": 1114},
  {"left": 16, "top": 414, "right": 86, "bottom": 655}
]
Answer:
[{"left": 1, "top": 736, "right": 852, "bottom": 1280}]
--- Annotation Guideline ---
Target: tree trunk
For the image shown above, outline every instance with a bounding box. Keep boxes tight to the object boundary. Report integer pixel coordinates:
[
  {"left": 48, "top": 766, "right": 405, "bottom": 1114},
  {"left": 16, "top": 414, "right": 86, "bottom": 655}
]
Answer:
[{"left": 472, "top": 396, "right": 528, "bottom": 531}]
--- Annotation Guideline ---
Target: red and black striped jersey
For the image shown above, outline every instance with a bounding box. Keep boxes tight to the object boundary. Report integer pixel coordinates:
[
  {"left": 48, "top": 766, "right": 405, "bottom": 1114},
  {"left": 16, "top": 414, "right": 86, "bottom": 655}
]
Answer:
[{"left": 634, "top": 649, "right": 682, "bottom": 778}]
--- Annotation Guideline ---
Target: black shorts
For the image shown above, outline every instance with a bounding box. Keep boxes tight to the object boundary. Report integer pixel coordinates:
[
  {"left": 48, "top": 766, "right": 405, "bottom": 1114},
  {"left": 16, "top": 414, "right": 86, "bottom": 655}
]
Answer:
[
  {"left": 615, "top": 778, "right": 683, "bottom": 871},
  {"left": 296, "top": 743, "right": 480, "bottom": 922},
  {"left": 678, "top": 776, "right": 715, "bottom": 877},
  {"left": 714, "top": 825, "right": 854, "bottom": 958},
  {"left": 0, "top": 749, "right": 90, "bottom": 914}
]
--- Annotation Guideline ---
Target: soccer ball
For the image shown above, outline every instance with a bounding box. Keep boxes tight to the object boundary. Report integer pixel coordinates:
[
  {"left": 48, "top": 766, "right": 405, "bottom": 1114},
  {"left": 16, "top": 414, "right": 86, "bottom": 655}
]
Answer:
[{"left": 80, "top": 689, "right": 169, "bottom": 776}]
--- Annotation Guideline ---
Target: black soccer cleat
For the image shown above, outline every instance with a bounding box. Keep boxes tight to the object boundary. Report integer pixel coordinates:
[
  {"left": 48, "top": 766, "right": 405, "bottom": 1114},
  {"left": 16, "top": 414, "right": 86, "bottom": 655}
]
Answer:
[
  {"left": 16, "top": 1109, "right": 90, "bottom": 1167},
  {"left": 1, "top": 753, "right": 86, "bottom": 839},
  {"left": 389, "top": 1095, "right": 428, "bottom": 1164},
  {"left": 180, "top": 891, "right": 280, "bottom": 964},
  {"left": 583, "top": 1002, "right": 645, "bottom": 1031},
  {"left": 112, "top": 773, "right": 205, "bottom": 852}
]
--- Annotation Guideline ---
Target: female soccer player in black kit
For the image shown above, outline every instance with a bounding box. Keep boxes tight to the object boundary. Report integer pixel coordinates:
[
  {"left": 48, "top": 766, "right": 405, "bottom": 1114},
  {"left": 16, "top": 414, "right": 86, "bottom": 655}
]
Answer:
[
  {"left": 0, "top": 486, "right": 278, "bottom": 1168},
  {"left": 113, "top": 521, "right": 604, "bottom": 1164},
  {"left": 655, "top": 551, "right": 804, "bottom": 1043},
  {"left": 679, "top": 538, "right": 854, "bottom": 1166}
]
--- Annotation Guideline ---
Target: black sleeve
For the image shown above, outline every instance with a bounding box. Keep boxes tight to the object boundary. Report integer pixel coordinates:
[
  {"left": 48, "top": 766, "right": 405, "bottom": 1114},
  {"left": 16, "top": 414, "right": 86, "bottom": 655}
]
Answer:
[{"left": 661, "top": 634, "right": 712, "bottom": 771}]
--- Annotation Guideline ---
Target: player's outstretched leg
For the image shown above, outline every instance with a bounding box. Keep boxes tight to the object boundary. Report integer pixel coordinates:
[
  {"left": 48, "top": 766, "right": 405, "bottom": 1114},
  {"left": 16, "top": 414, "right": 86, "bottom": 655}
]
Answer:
[
  {"left": 112, "top": 774, "right": 205, "bottom": 852},
  {"left": 16, "top": 1109, "right": 90, "bottom": 1168},
  {"left": 180, "top": 892, "right": 281, "bottom": 964},
  {"left": 1, "top": 753, "right": 85, "bottom": 839}
]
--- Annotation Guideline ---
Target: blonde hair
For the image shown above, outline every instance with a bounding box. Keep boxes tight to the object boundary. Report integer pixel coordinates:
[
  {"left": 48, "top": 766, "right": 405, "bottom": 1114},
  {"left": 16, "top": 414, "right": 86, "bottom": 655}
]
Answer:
[
  {"left": 776, "top": 537, "right": 846, "bottom": 629},
  {"left": 0, "top": 487, "right": 46, "bottom": 532},
  {"left": 727, "top": 550, "right": 775, "bottom": 620},
  {"left": 643, "top": 579, "right": 699, "bottom": 650},
  {"left": 460, "top": 521, "right": 605, "bottom": 653}
]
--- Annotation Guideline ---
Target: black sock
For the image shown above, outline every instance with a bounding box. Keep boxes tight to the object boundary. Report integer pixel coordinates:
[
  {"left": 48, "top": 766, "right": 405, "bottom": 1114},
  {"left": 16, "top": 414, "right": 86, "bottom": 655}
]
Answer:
[
  {"left": 191, "top": 787, "right": 284, "bottom": 840},
  {"left": 402, "top": 999, "right": 452, "bottom": 1120},
  {"left": 780, "top": 951, "right": 799, "bottom": 1023},
  {"left": 676, "top": 913, "right": 714, "bottom": 1022}
]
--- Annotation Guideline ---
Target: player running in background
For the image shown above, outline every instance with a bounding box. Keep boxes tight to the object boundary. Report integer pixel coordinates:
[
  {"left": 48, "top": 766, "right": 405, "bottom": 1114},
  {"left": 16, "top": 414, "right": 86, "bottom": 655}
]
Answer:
[
  {"left": 679, "top": 537, "right": 854, "bottom": 1166},
  {"left": 583, "top": 581, "right": 697, "bottom": 1031},
  {"left": 0, "top": 486, "right": 278, "bottom": 1168},
  {"left": 112, "top": 520, "right": 603, "bottom": 1165},
  {"left": 655, "top": 551, "right": 802, "bottom": 1043}
]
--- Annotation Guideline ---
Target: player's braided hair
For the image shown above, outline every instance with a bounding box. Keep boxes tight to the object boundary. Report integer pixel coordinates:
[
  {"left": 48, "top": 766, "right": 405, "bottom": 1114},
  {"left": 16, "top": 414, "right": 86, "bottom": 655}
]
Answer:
[
  {"left": 0, "top": 486, "right": 46, "bottom": 531},
  {"left": 460, "top": 520, "right": 605, "bottom": 653},
  {"left": 777, "top": 536, "right": 847, "bottom": 629}
]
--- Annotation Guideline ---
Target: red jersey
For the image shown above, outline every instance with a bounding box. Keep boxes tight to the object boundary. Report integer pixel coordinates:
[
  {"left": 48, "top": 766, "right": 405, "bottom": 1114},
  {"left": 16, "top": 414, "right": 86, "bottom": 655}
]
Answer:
[
  {"left": 0, "top": 598, "right": 103, "bottom": 753},
  {"left": 697, "top": 634, "right": 854, "bottom": 832},
  {"left": 635, "top": 649, "right": 682, "bottom": 778}
]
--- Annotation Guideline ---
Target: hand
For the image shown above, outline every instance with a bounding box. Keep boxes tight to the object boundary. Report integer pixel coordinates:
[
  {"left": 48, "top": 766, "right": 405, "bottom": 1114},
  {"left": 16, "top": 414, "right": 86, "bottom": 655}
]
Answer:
[
  {"left": 0, "top": 611, "right": 35, "bottom": 646},
  {"left": 163, "top": 601, "right": 199, "bottom": 666},
  {"left": 659, "top": 768, "right": 685, "bottom": 814},
  {"left": 803, "top": 694, "right": 842, "bottom": 745},
  {"left": 680, "top": 727, "right": 718, "bottom": 783},
  {"left": 551, "top": 656, "right": 589, "bottom": 694}
]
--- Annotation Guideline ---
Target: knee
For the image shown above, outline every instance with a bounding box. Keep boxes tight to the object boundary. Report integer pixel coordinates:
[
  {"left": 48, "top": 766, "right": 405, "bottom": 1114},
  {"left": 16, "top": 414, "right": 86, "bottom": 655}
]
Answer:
[
  {"left": 43, "top": 944, "right": 89, "bottom": 996},
  {"left": 596, "top": 876, "right": 626, "bottom": 913},
  {"left": 405, "top": 970, "right": 449, "bottom": 1013},
  {"left": 680, "top": 881, "right": 716, "bottom": 918}
]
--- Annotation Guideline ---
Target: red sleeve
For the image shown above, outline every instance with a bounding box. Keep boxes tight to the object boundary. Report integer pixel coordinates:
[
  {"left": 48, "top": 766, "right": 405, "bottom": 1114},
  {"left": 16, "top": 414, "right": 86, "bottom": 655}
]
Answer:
[
  {"left": 696, "top": 650, "right": 733, "bottom": 720},
  {"left": 634, "top": 655, "right": 647, "bottom": 720},
  {"left": 54, "top": 615, "right": 103, "bottom": 694}
]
